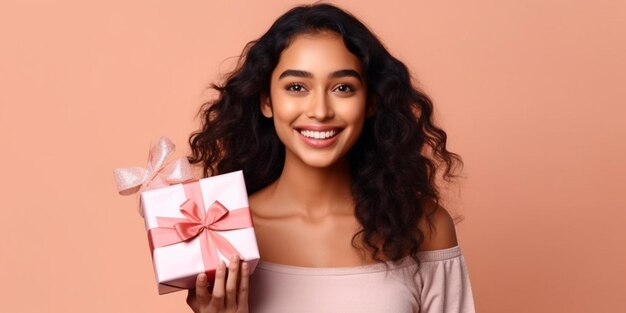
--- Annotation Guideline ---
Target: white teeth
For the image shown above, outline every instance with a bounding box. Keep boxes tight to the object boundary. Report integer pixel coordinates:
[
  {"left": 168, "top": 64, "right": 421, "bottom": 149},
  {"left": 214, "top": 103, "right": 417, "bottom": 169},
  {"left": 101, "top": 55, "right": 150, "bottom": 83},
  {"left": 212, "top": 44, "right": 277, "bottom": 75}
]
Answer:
[{"left": 299, "top": 129, "right": 337, "bottom": 139}]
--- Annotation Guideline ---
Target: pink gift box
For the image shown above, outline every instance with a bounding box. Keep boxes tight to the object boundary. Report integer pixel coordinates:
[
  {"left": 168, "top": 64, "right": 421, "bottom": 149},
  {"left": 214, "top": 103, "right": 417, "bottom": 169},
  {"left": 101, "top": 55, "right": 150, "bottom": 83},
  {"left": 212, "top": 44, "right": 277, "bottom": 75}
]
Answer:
[{"left": 140, "top": 170, "right": 260, "bottom": 295}]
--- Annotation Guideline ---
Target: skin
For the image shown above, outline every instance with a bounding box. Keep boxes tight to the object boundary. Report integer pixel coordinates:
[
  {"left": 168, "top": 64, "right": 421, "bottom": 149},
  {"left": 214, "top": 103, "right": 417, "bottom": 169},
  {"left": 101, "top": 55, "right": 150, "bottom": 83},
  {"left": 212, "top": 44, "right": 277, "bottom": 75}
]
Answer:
[
  {"left": 186, "top": 32, "right": 458, "bottom": 313},
  {"left": 254, "top": 32, "right": 374, "bottom": 267}
]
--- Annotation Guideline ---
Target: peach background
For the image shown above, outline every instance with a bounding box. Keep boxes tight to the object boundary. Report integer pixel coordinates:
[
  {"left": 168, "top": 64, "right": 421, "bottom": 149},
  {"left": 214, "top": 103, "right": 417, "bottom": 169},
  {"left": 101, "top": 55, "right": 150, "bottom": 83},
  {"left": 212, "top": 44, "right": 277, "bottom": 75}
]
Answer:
[{"left": 1, "top": 0, "right": 624, "bottom": 312}]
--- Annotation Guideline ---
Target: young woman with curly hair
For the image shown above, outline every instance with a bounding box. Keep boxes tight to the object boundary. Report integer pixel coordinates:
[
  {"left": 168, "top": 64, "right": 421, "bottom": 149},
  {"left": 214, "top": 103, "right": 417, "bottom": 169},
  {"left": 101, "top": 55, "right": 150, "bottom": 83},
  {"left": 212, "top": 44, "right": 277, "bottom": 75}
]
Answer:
[{"left": 186, "top": 3, "right": 475, "bottom": 313}]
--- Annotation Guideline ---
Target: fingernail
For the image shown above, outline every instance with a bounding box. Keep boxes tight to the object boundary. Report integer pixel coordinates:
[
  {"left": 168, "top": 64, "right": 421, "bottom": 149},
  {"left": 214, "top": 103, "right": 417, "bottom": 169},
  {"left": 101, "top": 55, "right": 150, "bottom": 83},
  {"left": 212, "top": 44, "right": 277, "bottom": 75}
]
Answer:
[
  {"left": 231, "top": 254, "right": 240, "bottom": 262},
  {"left": 198, "top": 273, "right": 206, "bottom": 282}
]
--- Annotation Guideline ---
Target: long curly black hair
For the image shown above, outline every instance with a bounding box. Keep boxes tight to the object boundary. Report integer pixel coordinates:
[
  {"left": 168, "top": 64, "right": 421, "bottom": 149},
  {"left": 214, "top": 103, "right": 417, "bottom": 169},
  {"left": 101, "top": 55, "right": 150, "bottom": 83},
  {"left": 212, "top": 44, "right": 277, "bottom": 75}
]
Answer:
[{"left": 189, "top": 3, "right": 462, "bottom": 263}]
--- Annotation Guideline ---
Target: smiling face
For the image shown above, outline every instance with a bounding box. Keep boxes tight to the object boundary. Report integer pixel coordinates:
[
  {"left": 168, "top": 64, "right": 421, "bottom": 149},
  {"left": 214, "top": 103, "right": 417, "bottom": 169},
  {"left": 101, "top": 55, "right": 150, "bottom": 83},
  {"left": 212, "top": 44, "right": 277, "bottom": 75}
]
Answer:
[{"left": 261, "top": 32, "right": 368, "bottom": 169}]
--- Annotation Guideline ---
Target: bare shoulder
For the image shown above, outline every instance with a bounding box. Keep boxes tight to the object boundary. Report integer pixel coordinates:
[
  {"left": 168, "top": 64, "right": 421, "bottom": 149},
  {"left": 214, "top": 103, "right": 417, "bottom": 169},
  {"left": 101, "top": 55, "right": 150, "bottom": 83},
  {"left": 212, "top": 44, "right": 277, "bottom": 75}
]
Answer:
[{"left": 418, "top": 201, "right": 458, "bottom": 251}]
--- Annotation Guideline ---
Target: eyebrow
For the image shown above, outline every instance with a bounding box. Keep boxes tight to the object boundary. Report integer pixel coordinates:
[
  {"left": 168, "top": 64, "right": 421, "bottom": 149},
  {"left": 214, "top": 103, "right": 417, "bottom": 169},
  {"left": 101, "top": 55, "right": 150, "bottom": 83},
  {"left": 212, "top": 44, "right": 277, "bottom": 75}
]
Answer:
[{"left": 278, "top": 69, "right": 362, "bottom": 81}]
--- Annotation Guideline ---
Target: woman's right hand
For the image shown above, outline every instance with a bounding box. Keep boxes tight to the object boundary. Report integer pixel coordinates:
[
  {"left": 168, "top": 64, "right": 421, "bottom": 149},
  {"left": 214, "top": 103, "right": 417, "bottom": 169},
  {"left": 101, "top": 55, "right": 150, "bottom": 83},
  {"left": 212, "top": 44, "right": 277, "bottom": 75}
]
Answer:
[{"left": 186, "top": 255, "right": 250, "bottom": 313}]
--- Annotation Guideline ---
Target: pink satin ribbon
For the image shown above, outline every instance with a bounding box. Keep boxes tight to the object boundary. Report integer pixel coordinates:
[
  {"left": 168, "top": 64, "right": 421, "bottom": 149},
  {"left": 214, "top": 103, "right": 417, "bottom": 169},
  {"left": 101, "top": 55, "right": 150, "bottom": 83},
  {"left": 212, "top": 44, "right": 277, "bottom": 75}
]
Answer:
[
  {"left": 113, "top": 136, "right": 194, "bottom": 215},
  {"left": 147, "top": 181, "right": 253, "bottom": 275}
]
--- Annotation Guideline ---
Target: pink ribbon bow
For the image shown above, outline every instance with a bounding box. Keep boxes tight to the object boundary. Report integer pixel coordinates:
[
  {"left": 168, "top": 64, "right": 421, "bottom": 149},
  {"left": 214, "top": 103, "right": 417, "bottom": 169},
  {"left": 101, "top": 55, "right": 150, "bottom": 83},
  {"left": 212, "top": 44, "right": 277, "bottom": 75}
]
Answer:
[
  {"left": 113, "top": 136, "right": 194, "bottom": 215},
  {"left": 147, "top": 181, "right": 253, "bottom": 280}
]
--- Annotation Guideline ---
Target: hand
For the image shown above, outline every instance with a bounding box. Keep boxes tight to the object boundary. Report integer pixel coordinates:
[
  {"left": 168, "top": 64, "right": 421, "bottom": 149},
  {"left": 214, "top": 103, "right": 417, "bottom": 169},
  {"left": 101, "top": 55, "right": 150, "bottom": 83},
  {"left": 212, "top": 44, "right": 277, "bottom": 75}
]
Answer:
[{"left": 186, "top": 255, "right": 250, "bottom": 313}]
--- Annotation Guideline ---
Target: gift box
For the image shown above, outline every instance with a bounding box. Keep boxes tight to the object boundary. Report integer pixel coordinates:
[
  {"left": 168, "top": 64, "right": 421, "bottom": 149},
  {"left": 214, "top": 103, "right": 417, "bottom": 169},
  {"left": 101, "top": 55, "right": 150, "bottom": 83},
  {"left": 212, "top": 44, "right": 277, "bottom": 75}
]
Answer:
[
  {"left": 141, "top": 171, "right": 260, "bottom": 294},
  {"left": 114, "top": 137, "right": 259, "bottom": 295}
]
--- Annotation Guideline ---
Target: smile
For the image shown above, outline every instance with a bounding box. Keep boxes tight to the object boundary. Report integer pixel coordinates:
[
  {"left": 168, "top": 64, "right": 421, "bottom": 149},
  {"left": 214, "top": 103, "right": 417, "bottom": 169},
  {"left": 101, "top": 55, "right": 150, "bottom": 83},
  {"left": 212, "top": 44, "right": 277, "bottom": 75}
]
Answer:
[
  {"left": 295, "top": 127, "right": 343, "bottom": 148},
  {"left": 298, "top": 129, "right": 338, "bottom": 140}
]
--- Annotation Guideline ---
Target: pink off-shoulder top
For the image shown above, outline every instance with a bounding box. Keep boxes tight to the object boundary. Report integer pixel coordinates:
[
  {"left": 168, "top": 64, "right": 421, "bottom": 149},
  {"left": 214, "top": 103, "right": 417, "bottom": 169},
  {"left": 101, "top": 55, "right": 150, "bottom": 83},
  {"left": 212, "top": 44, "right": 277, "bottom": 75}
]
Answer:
[{"left": 248, "top": 245, "right": 475, "bottom": 313}]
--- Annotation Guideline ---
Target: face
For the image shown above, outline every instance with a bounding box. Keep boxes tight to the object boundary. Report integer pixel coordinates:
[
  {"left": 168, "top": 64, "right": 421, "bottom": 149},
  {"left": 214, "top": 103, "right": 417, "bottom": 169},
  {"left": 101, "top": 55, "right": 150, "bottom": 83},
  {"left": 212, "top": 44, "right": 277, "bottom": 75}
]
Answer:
[{"left": 261, "top": 32, "right": 368, "bottom": 169}]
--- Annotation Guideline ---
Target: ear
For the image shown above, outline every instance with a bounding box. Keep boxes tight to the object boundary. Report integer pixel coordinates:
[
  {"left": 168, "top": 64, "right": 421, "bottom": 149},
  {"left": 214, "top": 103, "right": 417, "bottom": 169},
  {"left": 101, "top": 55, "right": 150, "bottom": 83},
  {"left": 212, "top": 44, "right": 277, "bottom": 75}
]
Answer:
[{"left": 260, "top": 94, "right": 273, "bottom": 118}]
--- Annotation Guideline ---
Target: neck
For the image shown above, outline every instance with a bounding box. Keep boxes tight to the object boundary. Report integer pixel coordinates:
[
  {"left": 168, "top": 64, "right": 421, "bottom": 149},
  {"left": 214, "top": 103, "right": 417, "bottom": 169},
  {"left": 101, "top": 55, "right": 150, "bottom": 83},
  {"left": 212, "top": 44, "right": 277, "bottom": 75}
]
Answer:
[{"left": 269, "top": 154, "right": 354, "bottom": 218}]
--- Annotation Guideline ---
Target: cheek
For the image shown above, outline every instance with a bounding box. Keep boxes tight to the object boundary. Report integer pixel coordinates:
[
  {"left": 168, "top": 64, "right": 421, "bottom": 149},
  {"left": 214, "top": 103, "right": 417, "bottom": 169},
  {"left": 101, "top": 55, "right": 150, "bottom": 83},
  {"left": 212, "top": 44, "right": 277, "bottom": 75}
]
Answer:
[
  {"left": 269, "top": 99, "right": 299, "bottom": 143},
  {"left": 269, "top": 91, "right": 299, "bottom": 120},
  {"left": 272, "top": 104, "right": 299, "bottom": 127},
  {"left": 337, "top": 99, "right": 367, "bottom": 125}
]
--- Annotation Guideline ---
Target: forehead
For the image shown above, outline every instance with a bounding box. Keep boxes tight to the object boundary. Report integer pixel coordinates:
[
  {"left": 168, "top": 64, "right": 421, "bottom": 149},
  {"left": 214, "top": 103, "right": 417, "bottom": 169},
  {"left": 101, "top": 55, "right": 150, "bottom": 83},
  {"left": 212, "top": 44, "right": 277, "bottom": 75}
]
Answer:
[{"left": 273, "top": 32, "right": 362, "bottom": 75}]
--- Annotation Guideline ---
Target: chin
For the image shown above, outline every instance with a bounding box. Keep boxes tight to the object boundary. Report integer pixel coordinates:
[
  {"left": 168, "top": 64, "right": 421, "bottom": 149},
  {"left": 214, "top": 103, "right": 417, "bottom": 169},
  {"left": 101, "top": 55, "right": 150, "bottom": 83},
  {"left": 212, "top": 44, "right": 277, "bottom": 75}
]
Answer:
[
  {"left": 298, "top": 151, "right": 349, "bottom": 169},
  {"left": 298, "top": 157, "right": 338, "bottom": 169}
]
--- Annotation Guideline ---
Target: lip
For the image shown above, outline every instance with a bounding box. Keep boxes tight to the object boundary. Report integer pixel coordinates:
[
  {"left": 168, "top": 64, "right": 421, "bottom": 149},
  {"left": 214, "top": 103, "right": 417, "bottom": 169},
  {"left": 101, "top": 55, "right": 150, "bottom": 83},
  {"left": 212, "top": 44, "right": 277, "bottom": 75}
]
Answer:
[
  {"left": 294, "top": 126, "right": 342, "bottom": 149},
  {"left": 294, "top": 125, "right": 343, "bottom": 131}
]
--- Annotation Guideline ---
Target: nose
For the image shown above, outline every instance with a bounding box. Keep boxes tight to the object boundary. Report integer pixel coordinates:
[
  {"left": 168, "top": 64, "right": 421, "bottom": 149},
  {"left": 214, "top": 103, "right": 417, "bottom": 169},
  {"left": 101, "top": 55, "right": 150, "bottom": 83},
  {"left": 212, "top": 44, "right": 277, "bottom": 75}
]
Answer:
[{"left": 306, "top": 91, "right": 334, "bottom": 121}]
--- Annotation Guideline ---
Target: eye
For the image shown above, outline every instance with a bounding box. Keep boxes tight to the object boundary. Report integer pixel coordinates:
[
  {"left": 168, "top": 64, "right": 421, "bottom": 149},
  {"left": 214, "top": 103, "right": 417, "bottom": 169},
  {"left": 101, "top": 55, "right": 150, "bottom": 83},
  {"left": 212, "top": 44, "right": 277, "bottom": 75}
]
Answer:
[
  {"left": 286, "top": 83, "right": 307, "bottom": 93},
  {"left": 333, "top": 84, "right": 355, "bottom": 94}
]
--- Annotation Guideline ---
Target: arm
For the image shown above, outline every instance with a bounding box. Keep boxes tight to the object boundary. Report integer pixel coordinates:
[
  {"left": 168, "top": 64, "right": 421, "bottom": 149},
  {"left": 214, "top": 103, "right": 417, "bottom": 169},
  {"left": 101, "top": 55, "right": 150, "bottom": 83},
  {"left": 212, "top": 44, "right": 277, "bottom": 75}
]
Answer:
[{"left": 417, "top": 205, "right": 476, "bottom": 313}]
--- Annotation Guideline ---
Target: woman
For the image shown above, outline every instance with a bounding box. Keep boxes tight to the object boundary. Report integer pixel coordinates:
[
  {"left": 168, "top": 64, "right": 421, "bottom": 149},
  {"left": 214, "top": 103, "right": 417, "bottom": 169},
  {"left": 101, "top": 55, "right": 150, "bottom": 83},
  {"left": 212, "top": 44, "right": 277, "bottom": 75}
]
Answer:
[{"left": 186, "top": 3, "right": 475, "bottom": 313}]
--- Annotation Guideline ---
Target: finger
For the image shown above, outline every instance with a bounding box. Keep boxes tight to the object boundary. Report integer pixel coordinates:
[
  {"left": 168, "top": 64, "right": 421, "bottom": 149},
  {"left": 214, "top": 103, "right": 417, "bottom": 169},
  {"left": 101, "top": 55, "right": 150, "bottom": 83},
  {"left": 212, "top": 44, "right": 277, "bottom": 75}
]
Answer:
[
  {"left": 238, "top": 261, "right": 250, "bottom": 307},
  {"left": 195, "top": 273, "right": 211, "bottom": 306},
  {"left": 225, "top": 255, "right": 240, "bottom": 308},
  {"left": 210, "top": 262, "right": 227, "bottom": 311},
  {"left": 186, "top": 289, "right": 199, "bottom": 313}
]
